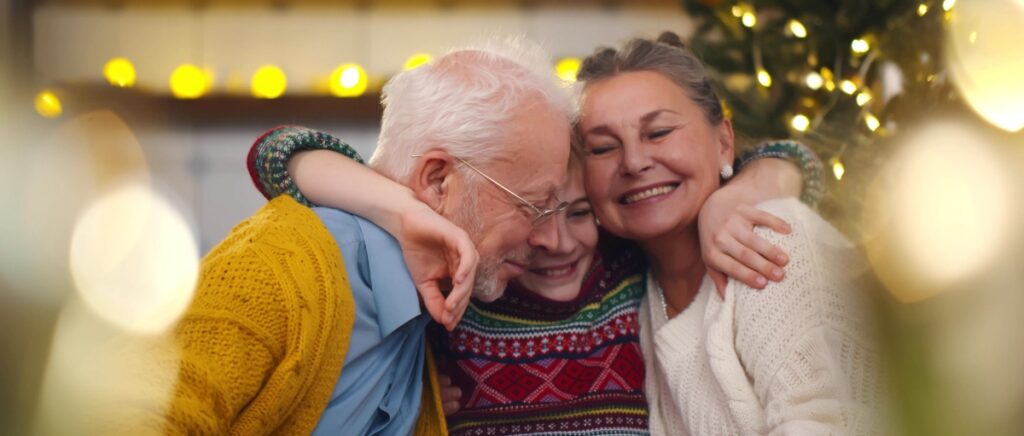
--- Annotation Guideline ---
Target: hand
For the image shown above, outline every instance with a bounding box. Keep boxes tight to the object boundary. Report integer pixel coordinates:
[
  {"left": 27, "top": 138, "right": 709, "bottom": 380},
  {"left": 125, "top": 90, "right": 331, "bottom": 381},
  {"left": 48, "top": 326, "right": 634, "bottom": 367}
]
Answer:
[
  {"left": 394, "top": 204, "right": 478, "bottom": 331},
  {"left": 699, "top": 185, "right": 792, "bottom": 297},
  {"left": 438, "top": 374, "right": 462, "bottom": 416}
]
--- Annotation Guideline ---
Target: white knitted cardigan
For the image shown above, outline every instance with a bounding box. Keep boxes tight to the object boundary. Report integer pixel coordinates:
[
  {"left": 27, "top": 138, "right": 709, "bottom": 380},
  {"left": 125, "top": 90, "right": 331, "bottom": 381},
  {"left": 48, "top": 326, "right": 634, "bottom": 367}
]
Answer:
[{"left": 640, "top": 198, "right": 883, "bottom": 436}]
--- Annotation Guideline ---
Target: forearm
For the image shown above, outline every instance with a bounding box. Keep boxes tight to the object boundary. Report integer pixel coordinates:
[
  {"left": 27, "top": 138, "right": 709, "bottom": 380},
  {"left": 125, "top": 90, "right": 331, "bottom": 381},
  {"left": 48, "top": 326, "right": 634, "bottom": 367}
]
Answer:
[
  {"left": 288, "top": 150, "right": 427, "bottom": 236},
  {"left": 725, "top": 158, "right": 802, "bottom": 205}
]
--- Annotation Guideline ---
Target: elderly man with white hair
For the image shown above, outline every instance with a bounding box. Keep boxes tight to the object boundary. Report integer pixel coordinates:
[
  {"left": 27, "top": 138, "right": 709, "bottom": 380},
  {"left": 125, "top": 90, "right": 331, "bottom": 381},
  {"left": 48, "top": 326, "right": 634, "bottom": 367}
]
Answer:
[{"left": 116, "top": 38, "right": 572, "bottom": 435}]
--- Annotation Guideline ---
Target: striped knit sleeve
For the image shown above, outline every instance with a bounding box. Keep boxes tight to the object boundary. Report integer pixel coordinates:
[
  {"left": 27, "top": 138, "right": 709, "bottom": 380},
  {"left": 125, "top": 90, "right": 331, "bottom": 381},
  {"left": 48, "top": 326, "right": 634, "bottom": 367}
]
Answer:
[{"left": 247, "top": 125, "right": 365, "bottom": 206}]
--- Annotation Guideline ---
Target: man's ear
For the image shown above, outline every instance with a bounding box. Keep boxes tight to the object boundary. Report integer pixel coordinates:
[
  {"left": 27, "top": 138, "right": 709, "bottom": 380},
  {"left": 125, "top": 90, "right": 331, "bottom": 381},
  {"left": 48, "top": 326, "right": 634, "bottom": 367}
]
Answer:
[
  {"left": 717, "top": 118, "right": 736, "bottom": 165},
  {"left": 408, "top": 149, "right": 458, "bottom": 213}
]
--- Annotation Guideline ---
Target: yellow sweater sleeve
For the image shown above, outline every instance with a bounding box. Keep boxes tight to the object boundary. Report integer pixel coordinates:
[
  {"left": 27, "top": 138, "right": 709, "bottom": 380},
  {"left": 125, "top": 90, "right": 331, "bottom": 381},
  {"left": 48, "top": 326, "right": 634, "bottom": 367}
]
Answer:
[{"left": 88, "top": 197, "right": 355, "bottom": 435}]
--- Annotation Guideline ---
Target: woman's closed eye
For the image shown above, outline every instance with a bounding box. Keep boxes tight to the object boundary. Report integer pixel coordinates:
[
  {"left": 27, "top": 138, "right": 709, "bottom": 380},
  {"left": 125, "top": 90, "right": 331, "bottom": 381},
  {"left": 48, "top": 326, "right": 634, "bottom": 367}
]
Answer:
[
  {"left": 645, "top": 128, "right": 674, "bottom": 141},
  {"left": 568, "top": 206, "right": 593, "bottom": 220}
]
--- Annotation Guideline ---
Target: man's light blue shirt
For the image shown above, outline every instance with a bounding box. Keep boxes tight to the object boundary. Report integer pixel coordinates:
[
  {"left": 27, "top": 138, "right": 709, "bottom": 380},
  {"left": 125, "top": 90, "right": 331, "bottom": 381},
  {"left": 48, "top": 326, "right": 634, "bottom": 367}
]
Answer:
[{"left": 310, "top": 207, "right": 429, "bottom": 436}]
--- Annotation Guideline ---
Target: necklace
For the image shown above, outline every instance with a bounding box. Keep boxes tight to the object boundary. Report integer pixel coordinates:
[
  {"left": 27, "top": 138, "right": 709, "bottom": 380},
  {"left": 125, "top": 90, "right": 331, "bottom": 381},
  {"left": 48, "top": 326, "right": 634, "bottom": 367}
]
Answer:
[{"left": 656, "top": 281, "right": 670, "bottom": 319}]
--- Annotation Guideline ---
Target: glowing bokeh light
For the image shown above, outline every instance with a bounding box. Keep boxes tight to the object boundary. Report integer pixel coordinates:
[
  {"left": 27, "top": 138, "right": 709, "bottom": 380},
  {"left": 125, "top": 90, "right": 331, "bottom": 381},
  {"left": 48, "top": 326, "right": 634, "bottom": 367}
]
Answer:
[
  {"left": 863, "top": 121, "right": 1012, "bottom": 301},
  {"left": 864, "top": 113, "right": 881, "bottom": 131},
  {"left": 831, "top": 159, "right": 845, "bottom": 180},
  {"left": 756, "top": 69, "right": 772, "bottom": 87},
  {"left": 404, "top": 53, "right": 433, "bottom": 71},
  {"left": 851, "top": 38, "right": 871, "bottom": 54},
  {"left": 791, "top": 114, "right": 810, "bottom": 132},
  {"left": 170, "top": 64, "right": 209, "bottom": 99},
  {"left": 330, "top": 63, "right": 368, "bottom": 98},
  {"left": 103, "top": 57, "right": 136, "bottom": 88},
  {"left": 805, "top": 71, "right": 824, "bottom": 90},
  {"left": 69, "top": 184, "right": 198, "bottom": 333},
  {"left": 856, "top": 91, "right": 873, "bottom": 106},
  {"left": 556, "top": 58, "right": 582, "bottom": 83},
  {"left": 918, "top": 3, "right": 929, "bottom": 16},
  {"left": 35, "top": 90, "right": 63, "bottom": 118},
  {"left": 251, "top": 64, "right": 287, "bottom": 99},
  {"left": 943, "top": 0, "right": 957, "bottom": 11},
  {"left": 946, "top": 0, "right": 1024, "bottom": 132},
  {"left": 742, "top": 12, "right": 757, "bottom": 28},
  {"left": 788, "top": 19, "right": 807, "bottom": 38},
  {"left": 840, "top": 79, "right": 858, "bottom": 95}
]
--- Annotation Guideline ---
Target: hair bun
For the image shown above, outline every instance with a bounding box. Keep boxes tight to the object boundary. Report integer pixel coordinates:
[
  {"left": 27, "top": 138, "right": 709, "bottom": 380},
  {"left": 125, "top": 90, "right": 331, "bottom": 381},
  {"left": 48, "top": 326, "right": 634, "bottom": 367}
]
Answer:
[{"left": 656, "top": 31, "right": 686, "bottom": 49}]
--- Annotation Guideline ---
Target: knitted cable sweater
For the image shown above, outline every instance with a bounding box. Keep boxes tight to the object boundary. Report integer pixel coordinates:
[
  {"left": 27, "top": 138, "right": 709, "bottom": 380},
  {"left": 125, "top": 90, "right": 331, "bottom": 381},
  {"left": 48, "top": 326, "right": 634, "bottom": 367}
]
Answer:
[
  {"left": 246, "top": 126, "right": 651, "bottom": 435},
  {"left": 640, "top": 198, "right": 883, "bottom": 436},
  {"left": 86, "top": 195, "right": 446, "bottom": 435}
]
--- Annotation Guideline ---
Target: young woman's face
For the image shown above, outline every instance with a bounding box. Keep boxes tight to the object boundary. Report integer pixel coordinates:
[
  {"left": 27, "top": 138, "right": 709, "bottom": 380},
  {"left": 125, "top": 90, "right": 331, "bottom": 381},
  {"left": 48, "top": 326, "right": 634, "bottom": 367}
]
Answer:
[
  {"left": 516, "top": 170, "right": 599, "bottom": 302},
  {"left": 577, "top": 70, "right": 734, "bottom": 243}
]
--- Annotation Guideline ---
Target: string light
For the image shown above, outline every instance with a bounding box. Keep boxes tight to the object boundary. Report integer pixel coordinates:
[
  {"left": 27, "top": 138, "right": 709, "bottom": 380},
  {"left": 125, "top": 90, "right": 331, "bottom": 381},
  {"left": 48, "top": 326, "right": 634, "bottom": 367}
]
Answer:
[
  {"left": 742, "top": 12, "right": 757, "bottom": 28},
  {"left": 805, "top": 71, "right": 824, "bottom": 90},
  {"left": 330, "top": 63, "right": 367, "bottom": 98},
  {"left": 831, "top": 159, "right": 846, "bottom": 180},
  {"left": 791, "top": 114, "right": 810, "bottom": 132},
  {"left": 404, "top": 53, "right": 432, "bottom": 71},
  {"left": 756, "top": 69, "right": 772, "bottom": 87},
  {"left": 943, "top": 0, "right": 956, "bottom": 11},
  {"left": 787, "top": 19, "right": 807, "bottom": 38},
  {"left": 555, "top": 58, "right": 582, "bottom": 83},
  {"left": 918, "top": 3, "right": 929, "bottom": 15},
  {"left": 864, "top": 113, "right": 881, "bottom": 131},
  {"left": 34, "top": 90, "right": 63, "bottom": 118},
  {"left": 851, "top": 38, "right": 871, "bottom": 54},
  {"left": 856, "top": 90, "right": 873, "bottom": 106},
  {"left": 251, "top": 65, "right": 287, "bottom": 99},
  {"left": 820, "top": 67, "right": 836, "bottom": 92},
  {"left": 170, "top": 64, "right": 209, "bottom": 99},
  {"left": 731, "top": 5, "right": 743, "bottom": 17},
  {"left": 840, "top": 79, "right": 858, "bottom": 95},
  {"left": 103, "top": 57, "right": 136, "bottom": 88}
]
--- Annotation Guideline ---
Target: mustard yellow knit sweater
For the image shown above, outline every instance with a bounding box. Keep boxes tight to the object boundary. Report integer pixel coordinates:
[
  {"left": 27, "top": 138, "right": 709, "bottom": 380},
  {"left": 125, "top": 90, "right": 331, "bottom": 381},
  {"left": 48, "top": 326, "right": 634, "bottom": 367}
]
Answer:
[{"left": 92, "top": 196, "right": 446, "bottom": 435}]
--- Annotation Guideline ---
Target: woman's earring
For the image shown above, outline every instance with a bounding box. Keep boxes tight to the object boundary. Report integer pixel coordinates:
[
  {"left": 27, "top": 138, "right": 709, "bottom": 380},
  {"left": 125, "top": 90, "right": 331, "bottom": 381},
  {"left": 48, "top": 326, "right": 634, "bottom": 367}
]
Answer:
[
  {"left": 594, "top": 217, "right": 601, "bottom": 226},
  {"left": 720, "top": 164, "right": 734, "bottom": 180}
]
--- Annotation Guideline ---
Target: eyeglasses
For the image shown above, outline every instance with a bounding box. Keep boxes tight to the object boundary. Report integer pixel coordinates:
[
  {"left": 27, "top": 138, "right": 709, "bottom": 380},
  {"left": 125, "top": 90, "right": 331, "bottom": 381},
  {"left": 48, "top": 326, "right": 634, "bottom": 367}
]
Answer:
[{"left": 412, "top": 154, "right": 569, "bottom": 226}]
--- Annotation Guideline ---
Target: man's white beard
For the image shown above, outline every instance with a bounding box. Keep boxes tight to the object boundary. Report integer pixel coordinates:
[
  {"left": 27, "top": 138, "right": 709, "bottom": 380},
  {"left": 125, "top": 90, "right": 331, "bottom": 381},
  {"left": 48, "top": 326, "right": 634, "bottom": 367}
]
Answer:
[{"left": 450, "top": 184, "right": 504, "bottom": 302}]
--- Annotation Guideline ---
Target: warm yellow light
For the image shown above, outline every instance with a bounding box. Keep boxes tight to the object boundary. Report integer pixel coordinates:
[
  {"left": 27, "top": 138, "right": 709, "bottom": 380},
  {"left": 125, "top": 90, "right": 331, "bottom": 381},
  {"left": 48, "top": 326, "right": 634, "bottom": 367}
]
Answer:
[
  {"left": 404, "top": 53, "right": 433, "bottom": 71},
  {"left": 103, "top": 57, "right": 136, "bottom": 88},
  {"left": 788, "top": 19, "right": 807, "bottom": 38},
  {"left": 831, "top": 159, "right": 845, "bottom": 180},
  {"left": 840, "top": 79, "right": 858, "bottom": 95},
  {"left": 791, "top": 114, "right": 810, "bottom": 132},
  {"left": 34, "top": 90, "right": 63, "bottom": 118},
  {"left": 856, "top": 90, "right": 873, "bottom": 106},
  {"left": 943, "top": 0, "right": 956, "bottom": 11},
  {"left": 69, "top": 184, "right": 199, "bottom": 333},
  {"left": 969, "top": 31, "right": 977, "bottom": 44},
  {"left": 556, "top": 58, "right": 582, "bottom": 83},
  {"left": 864, "top": 113, "right": 881, "bottom": 131},
  {"left": 805, "top": 71, "right": 824, "bottom": 90},
  {"left": 251, "top": 65, "right": 287, "bottom": 99},
  {"left": 756, "top": 69, "right": 772, "bottom": 87},
  {"left": 851, "top": 38, "right": 871, "bottom": 54},
  {"left": 918, "top": 3, "right": 929, "bottom": 15},
  {"left": 742, "top": 12, "right": 757, "bottom": 28},
  {"left": 170, "top": 64, "right": 208, "bottom": 99},
  {"left": 731, "top": 5, "right": 743, "bottom": 17},
  {"left": 330, "top": 63, "right": 368, "bottom": 98}
]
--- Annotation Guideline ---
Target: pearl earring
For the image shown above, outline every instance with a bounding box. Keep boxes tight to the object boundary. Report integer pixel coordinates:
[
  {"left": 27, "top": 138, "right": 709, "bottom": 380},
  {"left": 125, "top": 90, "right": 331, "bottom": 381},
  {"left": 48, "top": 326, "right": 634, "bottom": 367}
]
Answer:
[{"left": 720, "top": 164, "right": 734, "bottom": 180}]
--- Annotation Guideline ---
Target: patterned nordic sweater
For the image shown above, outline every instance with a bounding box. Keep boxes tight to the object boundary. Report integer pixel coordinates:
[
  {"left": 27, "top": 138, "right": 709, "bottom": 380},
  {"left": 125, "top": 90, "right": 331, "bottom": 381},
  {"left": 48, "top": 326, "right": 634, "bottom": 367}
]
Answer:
[{"left": 246, "top": 126, "right": 651, "bottom": 435}]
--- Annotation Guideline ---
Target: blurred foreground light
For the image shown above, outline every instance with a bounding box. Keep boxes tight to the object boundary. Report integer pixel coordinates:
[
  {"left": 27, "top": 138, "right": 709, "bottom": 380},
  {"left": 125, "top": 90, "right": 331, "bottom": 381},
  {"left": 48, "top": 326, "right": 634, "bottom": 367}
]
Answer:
[
  {"left": 404, "top": 53, "right": 433, "bottom": 71},
  {"left": 790, "top": 114, "right": 810, "bottom": 132},
  {"left": 787, "top": 19, "right": 807, "bottom": 38},
  {"left": 863, "top": 121, "right": 1012, "bottom": 301},
  {"left": 756, "top": 69, "right": 772, "bottom": 87},
  {"left": 943, "top": 0, "right": 957, "bottom": 11},
  {"left": 170, "top": 64, "right": 209, "bottom": 99},
  {"left": 918, "top": 3, "right": 929, "bottom": 16},
  {"left": 104, "top": 57, "right": 136, "bottom": 88},
  {"left": 856, "top": 90, "right": 873, "bottom": 106},
  {"left": 69, "top": 184, "right": 198, "bottom": 333},
  {"left": 330, "top": 63, "right": 367, "bottom": 98},
  {"left": 556, "top": 57, "right": 582, "bottom": 83},
  {"left": 251, "top": 64, "right": 287, "bottom": 99},
  {"left": 946, "top": 0, "right": 1024, "bottom": 132},
  {"left": 35, "top": 90, "right": 63, "bottom": 118}
]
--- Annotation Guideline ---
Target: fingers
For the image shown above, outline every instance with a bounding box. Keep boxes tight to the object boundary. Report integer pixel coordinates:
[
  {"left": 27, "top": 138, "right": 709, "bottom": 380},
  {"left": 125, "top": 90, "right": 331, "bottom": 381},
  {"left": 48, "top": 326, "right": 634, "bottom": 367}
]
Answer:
[
  {"left": 739, "top": 205, "right": 791, "bottom": 235},
  {"left": 442, "top": 229, "right": 478, "bottom": 331},
  {"left": 418, "top": 281, "right": 448, "bottom": 326},
  {"left": 438, "top": 375, "right": 462, "bottom": 416},
  {"left": 708, "top": 269, "right": 728, "bottom": 299},
  {"left": 707, "top": 245, "right": 768, "bottom": 290}
]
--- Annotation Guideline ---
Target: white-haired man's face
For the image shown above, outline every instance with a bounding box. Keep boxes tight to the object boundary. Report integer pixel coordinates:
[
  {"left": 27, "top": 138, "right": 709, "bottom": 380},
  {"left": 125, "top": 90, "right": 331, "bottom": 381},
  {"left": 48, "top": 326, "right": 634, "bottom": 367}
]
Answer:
[{"left": 446, "top": 99, "right": 571, "bottom": 302}]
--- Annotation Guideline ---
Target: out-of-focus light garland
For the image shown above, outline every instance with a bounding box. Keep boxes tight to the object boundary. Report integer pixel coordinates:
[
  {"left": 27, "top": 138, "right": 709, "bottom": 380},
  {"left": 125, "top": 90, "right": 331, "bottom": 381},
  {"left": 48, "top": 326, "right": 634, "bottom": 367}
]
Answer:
[
  {"left": 251, "top": 65, "right": 287, "bottom": 99},
  {"left": 330, "top": 63, "right": 368, "bottom": 98},
  {"left": 104, "top": 57, "right": 136, "bottom": 88},
  {"left": 35, "top": 90, "right": 63, "bottom": 118}
]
